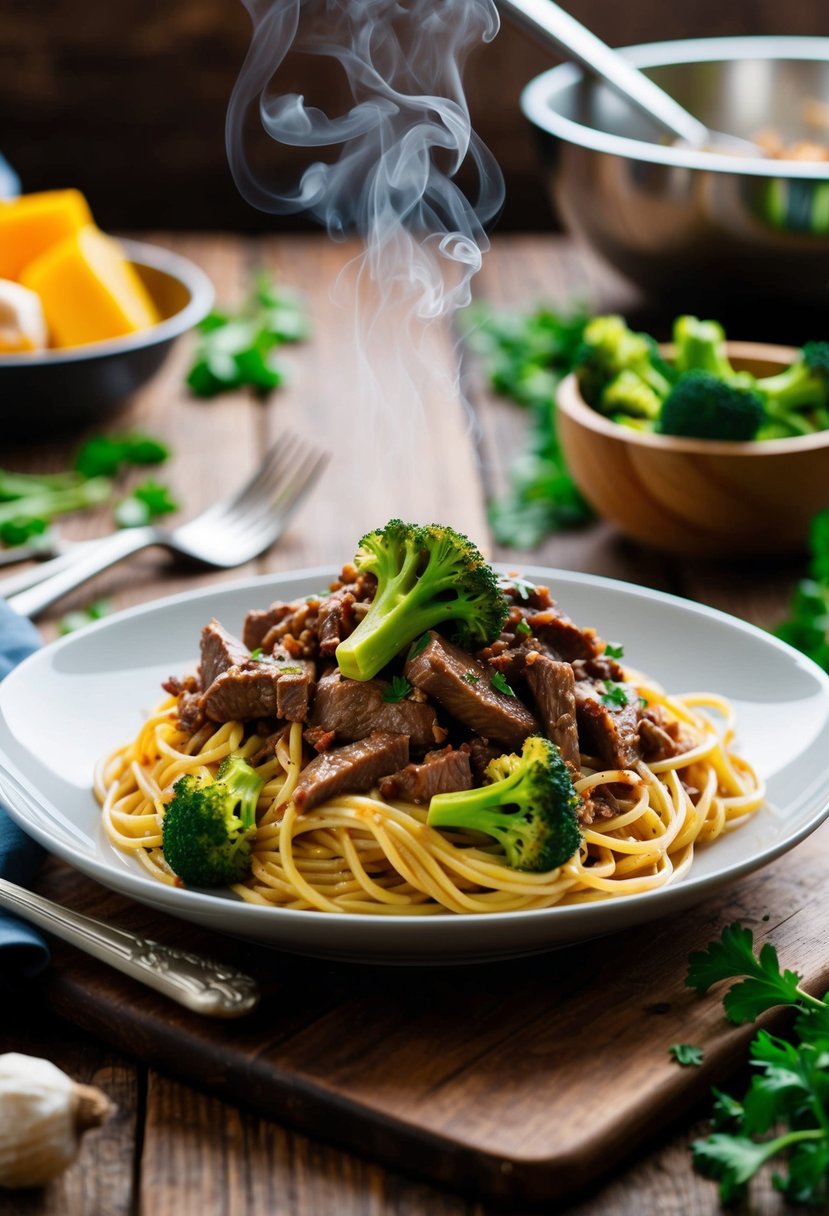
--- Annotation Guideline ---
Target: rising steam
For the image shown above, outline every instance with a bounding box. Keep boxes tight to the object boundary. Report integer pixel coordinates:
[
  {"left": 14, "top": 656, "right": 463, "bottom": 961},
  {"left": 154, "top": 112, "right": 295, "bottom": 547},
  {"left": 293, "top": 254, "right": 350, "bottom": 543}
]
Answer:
[{"left": 227, "top": 0, "right": 503, "bottom": 320}]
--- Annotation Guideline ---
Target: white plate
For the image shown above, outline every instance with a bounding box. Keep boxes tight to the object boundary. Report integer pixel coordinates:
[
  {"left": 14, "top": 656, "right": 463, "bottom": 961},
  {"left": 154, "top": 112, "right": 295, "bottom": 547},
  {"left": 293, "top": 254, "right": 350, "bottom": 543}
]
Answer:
[{"left": 2, "top": 568, "right": 829, "bottom": 964}]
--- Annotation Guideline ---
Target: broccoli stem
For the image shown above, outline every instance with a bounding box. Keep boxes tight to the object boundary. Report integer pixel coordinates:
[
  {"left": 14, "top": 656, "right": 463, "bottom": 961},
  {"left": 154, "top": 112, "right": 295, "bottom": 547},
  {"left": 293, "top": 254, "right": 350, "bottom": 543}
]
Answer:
[
  {"left": 757, "top": 365, "right": 827, "bottom": 415},
  {"left": 337, "top": 574, "right": 467, "bottom": 680},
  {"left": 428, "top": 769, "right": 525, "bottom": 830}
]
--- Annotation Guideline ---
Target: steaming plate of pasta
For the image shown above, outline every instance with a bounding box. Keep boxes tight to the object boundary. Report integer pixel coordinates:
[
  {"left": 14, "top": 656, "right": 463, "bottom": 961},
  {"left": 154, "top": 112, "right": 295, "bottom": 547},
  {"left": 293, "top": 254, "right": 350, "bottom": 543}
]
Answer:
[{"left": 1, "top": 539, "right": 829, "bottom": 963}]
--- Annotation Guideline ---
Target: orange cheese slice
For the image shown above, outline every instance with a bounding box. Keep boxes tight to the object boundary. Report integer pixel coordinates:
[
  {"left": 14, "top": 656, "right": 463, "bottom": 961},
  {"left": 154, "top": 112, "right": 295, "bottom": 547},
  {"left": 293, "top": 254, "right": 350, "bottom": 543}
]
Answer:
[
  {"left": 0, "top": 189, "right": 93, "bottom": 281},
  {"left": 20, "top": 225, "right": 160, "bottom": 348}
]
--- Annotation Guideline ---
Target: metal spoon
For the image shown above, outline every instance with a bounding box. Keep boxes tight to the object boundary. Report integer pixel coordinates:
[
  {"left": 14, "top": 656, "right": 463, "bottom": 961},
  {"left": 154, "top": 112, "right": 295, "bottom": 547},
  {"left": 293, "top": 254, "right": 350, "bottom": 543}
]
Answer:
[
  {"left": 0, "top": 877, "right": 260, "bottom": 1018},
  {"left": 498, "top": 0, "right": 760, "bottom": 154}
]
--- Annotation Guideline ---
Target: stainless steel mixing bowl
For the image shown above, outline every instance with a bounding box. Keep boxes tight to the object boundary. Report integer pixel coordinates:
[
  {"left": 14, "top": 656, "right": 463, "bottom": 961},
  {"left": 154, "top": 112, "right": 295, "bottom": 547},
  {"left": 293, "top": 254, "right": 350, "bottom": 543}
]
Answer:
[{"left": 521, "top": 36, "right": 829, "bottom": 301}]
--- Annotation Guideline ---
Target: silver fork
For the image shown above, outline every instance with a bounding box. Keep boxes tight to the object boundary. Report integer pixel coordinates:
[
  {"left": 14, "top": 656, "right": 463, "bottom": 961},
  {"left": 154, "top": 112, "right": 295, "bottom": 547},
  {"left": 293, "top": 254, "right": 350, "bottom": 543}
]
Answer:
[{"left": 5, "top": 433, "right": 328, "bottom": 619}]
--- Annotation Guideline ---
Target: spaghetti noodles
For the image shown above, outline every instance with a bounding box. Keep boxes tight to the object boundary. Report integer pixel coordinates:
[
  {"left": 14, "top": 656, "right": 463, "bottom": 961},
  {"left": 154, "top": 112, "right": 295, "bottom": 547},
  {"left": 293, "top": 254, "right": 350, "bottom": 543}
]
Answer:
[{"left": 95, "top": 677, "right": 764, "bottom": 915}]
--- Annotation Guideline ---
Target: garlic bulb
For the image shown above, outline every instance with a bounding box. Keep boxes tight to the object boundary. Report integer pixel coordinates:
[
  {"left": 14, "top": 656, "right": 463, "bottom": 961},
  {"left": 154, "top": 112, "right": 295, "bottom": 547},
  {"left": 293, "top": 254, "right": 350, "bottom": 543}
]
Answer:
[
  {"left": 0, "top": 1052, "right": 113, "bottom": 1189},
  {"left": 0, "top": 279, "right": 48, "bottom": 353}
]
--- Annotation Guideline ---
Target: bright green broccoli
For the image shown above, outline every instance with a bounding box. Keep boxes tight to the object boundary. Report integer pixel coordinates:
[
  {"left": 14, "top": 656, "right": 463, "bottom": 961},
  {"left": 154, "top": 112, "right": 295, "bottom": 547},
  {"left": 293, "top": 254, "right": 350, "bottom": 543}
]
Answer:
[
  {"left": 161, "top": 754, "right": 265, "bottom": 887},
  {"left": 575, "top": 315, "right": 673, "bottom": 415},
  {"left": 426, "top": 735, "right": 582, "bottom": 872},
  {"left": 658, "top": 370, "right": 765, "bottom": 441},
  {"left": 334, "top": 520, "right": 509, "bottom": 682},
  {"left": 754, "top": 341, "right": 829, "bottom": 436},
  {"left": 601, "top": 369, "right": 663, "bottom": 420},
  {"left": 673, "top": 316, "right": 737, "bottom": 380}
]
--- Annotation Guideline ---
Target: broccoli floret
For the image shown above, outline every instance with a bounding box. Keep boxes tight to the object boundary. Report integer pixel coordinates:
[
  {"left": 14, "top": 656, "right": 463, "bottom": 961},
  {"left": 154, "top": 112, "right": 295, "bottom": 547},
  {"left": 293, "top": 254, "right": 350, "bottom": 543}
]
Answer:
[
  {"left": 161, "top": 754, "right": 265, "bottom": 887},
  {"left": 658, "top": 371, "right": 765, "bottom": 441},
  {"left": 755, "top": 341, "right": 829, "bottom": 435},
  {"left": 426, "top": 735, "right": 582, "bottom": 873},
  {"left": 575, "top": 315, "right": 672, "bottom": 410},
  {"left": 601, "top": 369, "right": 663, "bottom": 420},
  {"left": 672, "top": 316, "right": 740, "bottom": 381},
  {"left": 334, "top": 519, "right": 508, "bottom": 681}
]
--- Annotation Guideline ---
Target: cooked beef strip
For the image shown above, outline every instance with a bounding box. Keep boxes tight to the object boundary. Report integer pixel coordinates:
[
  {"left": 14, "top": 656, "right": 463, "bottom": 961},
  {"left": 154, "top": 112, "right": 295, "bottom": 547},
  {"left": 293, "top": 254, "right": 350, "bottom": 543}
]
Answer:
[
  {"left": 200, "top": 653, "right": 316, "bottom": 724},
  {"left": 465, "top": 736, "right": 502, "bottom": 783},
  {"left": 571, "top": 656, "right": 626, "bottom": 684},
  {"left": 528, "top": 607, "right": 603, "bottom": 662},
  {"left": 522, "top": 653, "right": 580, "bottom": 768},
  {"left": 378, "top": 745, "right": 473, "bottom": 803},
  {"left": 639, "top": 712, "right": 681, "bottom": 763},
  {"left": 310, "top": 669, "right": 443, "bottom": 748},
  {"left": 404, "top": 631, "right": 537, "bottom": 749},
  {"left": 316, "top": 589, "right": 356, "bottom": 656},
  {"left": 198, "top": 619, "right": 250, "bottom": 689},
  {"left": 242, "top": 603, "right": 297, "bottom": 651},
  {"left": 292, "top": 731, "right": 409, "bottom": 811},
  {"left": 574, "top": 681, "right": 641, "bottom": 769},
  {"left": 162, "top": 674, "right": 205, "bottom": 733},
  {"left": 303, "top": 725, "right": 337, "bottom": 753}
]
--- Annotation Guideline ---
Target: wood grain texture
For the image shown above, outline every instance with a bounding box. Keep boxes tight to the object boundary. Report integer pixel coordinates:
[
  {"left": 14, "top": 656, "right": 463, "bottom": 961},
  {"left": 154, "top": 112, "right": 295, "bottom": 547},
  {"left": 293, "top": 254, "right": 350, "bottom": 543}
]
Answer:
[
  {"left": 3, "top": 232, "right": 823, "bottom": 1214},
  {"left": 26, "top": 816, "right": 829, "bottom": 1207}
]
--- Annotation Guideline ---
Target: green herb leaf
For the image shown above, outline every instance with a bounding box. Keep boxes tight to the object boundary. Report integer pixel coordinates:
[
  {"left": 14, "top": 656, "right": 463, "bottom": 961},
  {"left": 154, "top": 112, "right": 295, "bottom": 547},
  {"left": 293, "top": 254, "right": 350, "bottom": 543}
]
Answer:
[
  {"left": 0, "top": 516, "right": 49, "bottom": 547},
  {"left": 604, "top": 642, "right": 624, "bottom": 659},
  {"left": 497, "top": 574, "right": 538, "bottom": 601},
  {"left": 461, "top": 671, "right": 480, "bottom": 685},
  {"left": 382, "top": 675, "right": 412, "bottom": 703},
  {"left": 686, "top": 923, "right": 805, "bottom": 1022},
  {"left": 515, "top": 618, "right": 531, "bottom": 637},
  {"left": 187, "top": 272, "right": 307, "bottom": 399},
  {"left": 669, "top": 1043, "right": 703, "bottom": 1067},
  {"left": 599, "top": 681, "right": 631, "bottom": 709},
  {"left": 59, "top": 599, "right": 112, "bottom": 635},
  {"left": 74, "top": 433, "right": 169, "bottom": 479},
  {"left": 249, "top": 648, "right": 263, "bottom": 660},
  {"left": 115, "top": 480, "right": 179, "bottom": 529},
  {"left": 490, "top": 671, "right": 515, "bottom": 697},
  {"left": 407, "top": 633, "right": 430, "bottom": 661}
]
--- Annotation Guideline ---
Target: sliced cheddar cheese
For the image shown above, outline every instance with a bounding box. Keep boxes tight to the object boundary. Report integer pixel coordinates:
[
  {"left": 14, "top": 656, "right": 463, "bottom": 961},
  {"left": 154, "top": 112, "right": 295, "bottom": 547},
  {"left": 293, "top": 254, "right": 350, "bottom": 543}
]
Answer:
[
  {"left": 0, "top": 188, "right": 92, "bottom": 281},
  {"left": 21, "top": 225, "right": 160, "bottom": 348}
]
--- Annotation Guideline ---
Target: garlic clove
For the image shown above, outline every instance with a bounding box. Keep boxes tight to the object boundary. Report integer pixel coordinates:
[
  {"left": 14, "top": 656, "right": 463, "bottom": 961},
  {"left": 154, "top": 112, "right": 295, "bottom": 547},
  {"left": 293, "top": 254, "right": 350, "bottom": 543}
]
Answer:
[
  {"left": 0, "top": 279, "right": 48, "bottom": 353},
  {"left": 0, "top": 1052, "right": 114, "bottom": 1190}
]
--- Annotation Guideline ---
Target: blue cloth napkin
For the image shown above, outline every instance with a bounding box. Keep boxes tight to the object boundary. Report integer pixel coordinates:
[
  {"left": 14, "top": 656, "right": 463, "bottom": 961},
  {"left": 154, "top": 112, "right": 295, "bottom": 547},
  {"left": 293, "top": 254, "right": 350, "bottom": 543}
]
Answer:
[{"left": 0, "top": 601, "right": 50, "bottom": 984}]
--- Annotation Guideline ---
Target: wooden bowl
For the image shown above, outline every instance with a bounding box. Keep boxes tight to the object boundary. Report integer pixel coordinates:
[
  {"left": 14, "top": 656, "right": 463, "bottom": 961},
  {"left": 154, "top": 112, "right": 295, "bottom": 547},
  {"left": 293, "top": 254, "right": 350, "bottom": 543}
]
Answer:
[{"left": 556, "top": 342, "right": 829, "bottom": 557}]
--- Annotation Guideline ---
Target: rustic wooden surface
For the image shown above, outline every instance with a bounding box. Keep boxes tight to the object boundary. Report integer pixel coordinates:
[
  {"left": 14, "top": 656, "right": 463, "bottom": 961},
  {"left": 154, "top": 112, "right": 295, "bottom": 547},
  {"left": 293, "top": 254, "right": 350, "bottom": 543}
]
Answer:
[{"left": 1, "top": 233, "right": 820, "bottom": 1214}]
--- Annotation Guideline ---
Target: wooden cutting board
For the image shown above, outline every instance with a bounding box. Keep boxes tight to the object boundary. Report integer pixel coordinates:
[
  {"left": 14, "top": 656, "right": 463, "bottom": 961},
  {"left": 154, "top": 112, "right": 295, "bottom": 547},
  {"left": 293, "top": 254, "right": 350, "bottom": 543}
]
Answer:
[{"left": 31, "top": 822, "right": 829, "bottom": 1206}]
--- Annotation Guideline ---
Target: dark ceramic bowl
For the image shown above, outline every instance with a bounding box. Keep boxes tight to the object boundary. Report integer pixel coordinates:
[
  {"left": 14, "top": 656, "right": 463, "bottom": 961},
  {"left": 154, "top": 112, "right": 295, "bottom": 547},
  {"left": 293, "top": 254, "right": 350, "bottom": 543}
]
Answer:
[{"left": 1, "top": 238, "right": 214, "bottom": 440}]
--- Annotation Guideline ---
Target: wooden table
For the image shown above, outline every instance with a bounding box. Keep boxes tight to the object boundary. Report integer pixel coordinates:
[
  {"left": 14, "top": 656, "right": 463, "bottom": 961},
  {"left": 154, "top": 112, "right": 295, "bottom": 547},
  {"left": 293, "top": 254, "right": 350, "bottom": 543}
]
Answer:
[{"left": 1, "top": 233, "right": 812, "bottom": 1215}]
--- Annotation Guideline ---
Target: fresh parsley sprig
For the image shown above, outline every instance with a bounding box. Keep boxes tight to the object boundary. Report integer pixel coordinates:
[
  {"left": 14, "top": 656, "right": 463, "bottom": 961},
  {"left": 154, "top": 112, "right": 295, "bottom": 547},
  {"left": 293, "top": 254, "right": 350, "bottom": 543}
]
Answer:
[
  {"left": 776, "top": 510, "right": 829, "bottom": 672},
  {"left": 382, "top": 675, "right": 412, "bottom": 704},
  {"left": 465, "top": 303, "right": 593, "bottom": 549},
  {"left": 187, "top": 272, "right": 308, "bottom": 398},
  {"left": 686, "top": 923, "right": 829, "bottom": 1205}
]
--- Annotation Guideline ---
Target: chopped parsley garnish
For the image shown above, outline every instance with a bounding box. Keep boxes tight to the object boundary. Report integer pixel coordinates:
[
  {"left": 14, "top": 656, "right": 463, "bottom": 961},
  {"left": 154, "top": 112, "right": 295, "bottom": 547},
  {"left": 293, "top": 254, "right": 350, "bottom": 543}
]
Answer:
[
  {"left": 599, "top": 681, "right": 631, "bottom": 708},
  {"left": 669, "top": 1043, "right": 703, "bottom": 1067},
  {"left": 407, "top": 633, "right": 430, "bottom": 661},
  {"left": 604, "top": 642, "right": 624, "bottom": 659},
  {"left": 515, "top": 619, "right": 532, "bottom": 637},
  {"left": 74, "top": 432, "right": 169, "bottom": 479},
  {"left": 382, "top": 675, "right": 412, "bottom": 703},
  {"left": 58, "top": 598, "right": 112, "bottom": 635},
  {"left": 497, "top": 574, "right": 537, "bottom": 601},
  {"left": 685, "top": 922, "right": 829, "bottom": 1204},
  {"left": 114, "top": 479, "right": 179, "bottom": 529},
  {"left": 462, "top": 671, "right": 481, "bottom": 685},
  {"left": 490, "top": 671, "right": 515, "bottom": 697},
  {"left": 249, "top": 647, "right": 263, "bottom": 660}
]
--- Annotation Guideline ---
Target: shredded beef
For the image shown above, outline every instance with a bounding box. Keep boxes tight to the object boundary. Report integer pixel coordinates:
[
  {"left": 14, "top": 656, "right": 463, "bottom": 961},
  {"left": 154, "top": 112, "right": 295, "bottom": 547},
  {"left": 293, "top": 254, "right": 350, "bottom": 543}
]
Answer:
[{"left": 199, "top": 620, "right": 250, "bottom": 689}]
